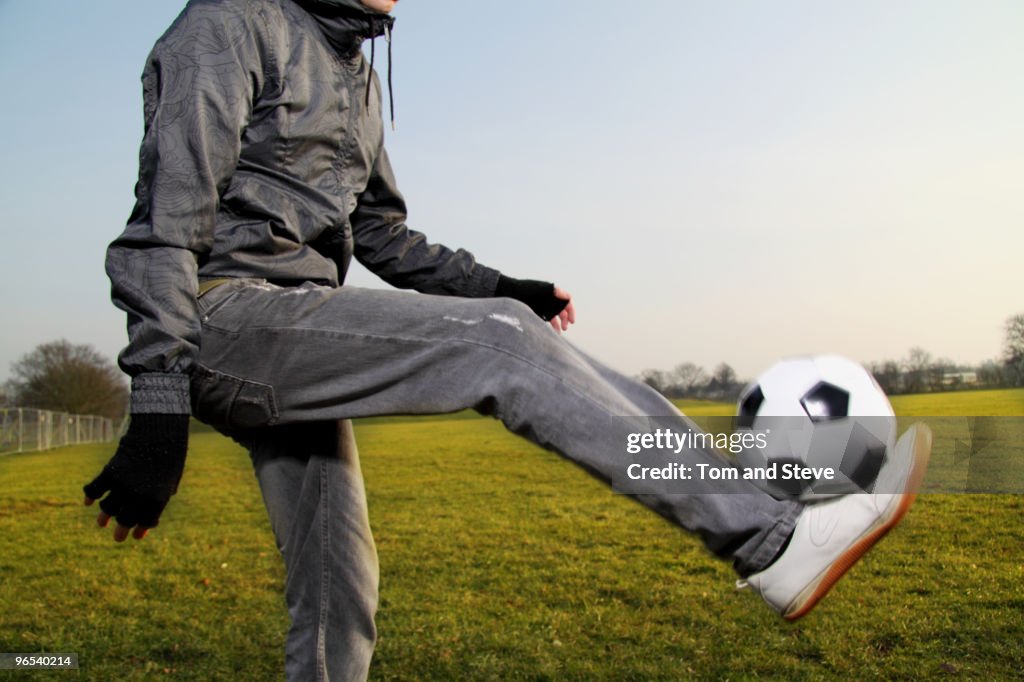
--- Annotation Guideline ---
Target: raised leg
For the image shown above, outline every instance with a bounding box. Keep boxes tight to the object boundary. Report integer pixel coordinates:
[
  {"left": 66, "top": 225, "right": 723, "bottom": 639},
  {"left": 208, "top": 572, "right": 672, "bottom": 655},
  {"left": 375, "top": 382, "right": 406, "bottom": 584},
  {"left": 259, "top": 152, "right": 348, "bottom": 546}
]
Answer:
[{"left": 197, "top": 280, "right": 800, "bottom": 576}]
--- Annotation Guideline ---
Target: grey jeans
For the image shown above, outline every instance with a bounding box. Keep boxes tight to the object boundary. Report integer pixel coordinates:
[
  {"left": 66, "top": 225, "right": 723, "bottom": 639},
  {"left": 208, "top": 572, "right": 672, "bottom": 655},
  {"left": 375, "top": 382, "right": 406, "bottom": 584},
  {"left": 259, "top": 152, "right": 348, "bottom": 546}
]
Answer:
[{"left": 193, "top": 279, "right": 800, "bottom": 681}]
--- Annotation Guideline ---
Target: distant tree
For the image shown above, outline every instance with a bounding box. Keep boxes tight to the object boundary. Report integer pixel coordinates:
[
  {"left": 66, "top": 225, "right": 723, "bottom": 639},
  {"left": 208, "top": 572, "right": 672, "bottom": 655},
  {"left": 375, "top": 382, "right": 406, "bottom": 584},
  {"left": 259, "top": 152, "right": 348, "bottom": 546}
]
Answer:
[
  {"left": 869, "top": 360, "right": 902, "bottom": 395},
  {"left": 902, "top": 347, "right": 932, "bottom": 394},
  {"left": 7, "top": 340, "right": 128, "bottom": 419},
  {"left": 640, "top": 369, "right": 671, "bottom": 395},
  {"left": 670, "top": 362, "right": 706, "bottom": 398},
  {"left": 929, "top": 357, "right": 956, "bottom": 391},
  {"left": 977, "top": 359, "right": 1005, "bottom": 387},
  {"left": 705, "top": 363, "right": 740, "bottom": 400},
  {"left": 1004, "top": 313, "right": 1024, "bottom": 387}
]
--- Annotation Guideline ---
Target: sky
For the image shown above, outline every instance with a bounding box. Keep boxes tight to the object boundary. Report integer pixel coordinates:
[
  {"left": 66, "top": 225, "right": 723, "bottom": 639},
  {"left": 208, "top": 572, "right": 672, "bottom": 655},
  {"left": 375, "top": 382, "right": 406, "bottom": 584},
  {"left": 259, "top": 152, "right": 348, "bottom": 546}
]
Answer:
[{"left": 0, "top": 0, "right": 1021, "bottom": 386}]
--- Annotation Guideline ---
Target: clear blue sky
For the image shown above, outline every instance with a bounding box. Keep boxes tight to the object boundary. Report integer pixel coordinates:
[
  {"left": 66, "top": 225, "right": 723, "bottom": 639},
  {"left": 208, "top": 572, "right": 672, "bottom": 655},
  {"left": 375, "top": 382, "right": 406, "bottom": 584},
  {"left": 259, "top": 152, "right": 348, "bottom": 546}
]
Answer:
[{"left": 1, "top": 0, "right": 1021, "bottom": 385}]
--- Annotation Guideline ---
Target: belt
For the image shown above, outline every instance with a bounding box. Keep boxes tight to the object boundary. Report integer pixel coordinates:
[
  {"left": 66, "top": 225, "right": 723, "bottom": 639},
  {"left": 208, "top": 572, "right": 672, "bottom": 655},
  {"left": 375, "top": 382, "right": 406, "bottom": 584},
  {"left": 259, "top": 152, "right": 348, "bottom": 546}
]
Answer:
[{"left": 197, "top": 278, "right": 233, "bottom": 297}]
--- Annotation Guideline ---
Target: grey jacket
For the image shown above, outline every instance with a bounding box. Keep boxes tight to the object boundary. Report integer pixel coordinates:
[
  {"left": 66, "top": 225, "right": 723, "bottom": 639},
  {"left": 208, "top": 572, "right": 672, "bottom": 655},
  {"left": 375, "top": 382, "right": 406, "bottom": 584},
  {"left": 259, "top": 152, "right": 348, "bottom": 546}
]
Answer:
[{"left": 107, "top": 0, "right": 501, "bottom": 414}]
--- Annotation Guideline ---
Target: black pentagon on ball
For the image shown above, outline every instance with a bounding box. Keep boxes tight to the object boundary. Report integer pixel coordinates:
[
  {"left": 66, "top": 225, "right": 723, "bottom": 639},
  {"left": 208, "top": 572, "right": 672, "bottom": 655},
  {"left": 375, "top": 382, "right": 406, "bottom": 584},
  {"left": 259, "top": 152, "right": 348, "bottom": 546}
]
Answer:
[
  {"left": 800, "top": 381, "right": 850, "bottom": 422},
  {"left": 736, "top": 385, "right": 764, "bottom": 428},
  {"left": 838, "top": 422, "right": 888, "bottom": 492}
]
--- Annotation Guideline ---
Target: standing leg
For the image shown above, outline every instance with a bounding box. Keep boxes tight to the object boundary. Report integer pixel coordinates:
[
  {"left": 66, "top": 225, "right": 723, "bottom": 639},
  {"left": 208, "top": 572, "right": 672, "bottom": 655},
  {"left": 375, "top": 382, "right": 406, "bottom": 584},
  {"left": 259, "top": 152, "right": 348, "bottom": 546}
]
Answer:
[{"left": 247, "top": 419, "right": 378, "bottom": 682}]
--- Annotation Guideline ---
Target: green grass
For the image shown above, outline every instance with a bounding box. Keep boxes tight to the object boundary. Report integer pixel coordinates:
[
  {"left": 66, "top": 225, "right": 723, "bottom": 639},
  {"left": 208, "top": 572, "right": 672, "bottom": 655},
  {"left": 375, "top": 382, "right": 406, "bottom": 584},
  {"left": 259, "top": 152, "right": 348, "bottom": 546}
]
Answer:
[
  {"left": 889, "top": 388, "right": 1024, "bottom": 416},
  {"left": 1, "top": 389, "right": 1022, "bottom": 680}
]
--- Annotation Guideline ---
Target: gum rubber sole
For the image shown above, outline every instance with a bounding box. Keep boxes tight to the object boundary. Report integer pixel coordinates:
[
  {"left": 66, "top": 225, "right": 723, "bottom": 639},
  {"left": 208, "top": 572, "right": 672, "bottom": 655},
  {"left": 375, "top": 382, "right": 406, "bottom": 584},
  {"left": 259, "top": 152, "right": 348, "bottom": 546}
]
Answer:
[{"left": 783, "top": 423, "right": 933, "bottom": 621}]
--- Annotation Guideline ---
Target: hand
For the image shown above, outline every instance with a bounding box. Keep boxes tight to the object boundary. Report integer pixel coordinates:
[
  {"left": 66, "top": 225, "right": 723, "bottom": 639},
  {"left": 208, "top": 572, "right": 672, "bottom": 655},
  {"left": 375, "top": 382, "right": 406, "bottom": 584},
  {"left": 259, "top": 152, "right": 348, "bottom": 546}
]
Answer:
[
  {"left": 83, "top": 414, "right": 189, "bottom": 542},
  {"left": 84, "top": 495, "right": 150, "bottom": 541},
  {"left": 494, "top": 275, "right": 575, "bottom": 332},
  {"left": 549, "top": 285, "right": 576, "bottom": 334}
]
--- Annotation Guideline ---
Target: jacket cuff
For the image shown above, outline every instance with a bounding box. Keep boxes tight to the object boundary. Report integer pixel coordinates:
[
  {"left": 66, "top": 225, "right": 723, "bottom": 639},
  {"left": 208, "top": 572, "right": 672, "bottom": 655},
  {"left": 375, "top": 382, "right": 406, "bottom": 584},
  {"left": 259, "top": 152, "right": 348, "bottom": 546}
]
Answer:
[
  {"left": 130, "top": 373, "right": 192, "bottom": 415},
  {"left": 465, "top": 265, "right": 501, "bottom": 298}
]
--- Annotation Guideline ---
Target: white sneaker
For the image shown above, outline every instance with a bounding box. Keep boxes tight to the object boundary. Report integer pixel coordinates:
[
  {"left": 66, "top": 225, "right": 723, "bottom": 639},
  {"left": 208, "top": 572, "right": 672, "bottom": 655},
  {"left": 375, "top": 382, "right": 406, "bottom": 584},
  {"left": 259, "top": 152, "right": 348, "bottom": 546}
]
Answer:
[{"left": 737, "top": 423, "right": 932, "bottom": 621}]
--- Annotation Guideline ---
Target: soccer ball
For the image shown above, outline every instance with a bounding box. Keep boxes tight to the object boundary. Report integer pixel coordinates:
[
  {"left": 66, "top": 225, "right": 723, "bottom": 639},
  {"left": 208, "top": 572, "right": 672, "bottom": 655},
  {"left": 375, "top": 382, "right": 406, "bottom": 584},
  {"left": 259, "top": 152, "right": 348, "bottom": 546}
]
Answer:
[{"left": 734, "top": 354, "right": 896, "bottom": 501}]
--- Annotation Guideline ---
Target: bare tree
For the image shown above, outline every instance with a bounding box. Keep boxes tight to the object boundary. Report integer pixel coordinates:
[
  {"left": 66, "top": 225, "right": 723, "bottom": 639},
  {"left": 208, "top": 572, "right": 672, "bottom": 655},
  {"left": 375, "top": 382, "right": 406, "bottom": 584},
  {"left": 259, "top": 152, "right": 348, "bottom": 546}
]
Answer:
[
  {"left": 640, "top": 369, "right": 671, "bottom": 395},
  {"left": 902, "top": 347, "right": 932, "bottom": 394},
  {"left": 977, "top": 359, "right": 1004, "bottom": 387},
  {"left": 929, "top": 357, "right": 955, "bottom": 391},
  {"left": 671, "top": 362, "right": 706, "bottom": 398},
  {"left": 1004, "top": 313, "right": 1024, "bottom": 387},
  {"left": 705, "top": 362, "right": 740, "bottom": 400},
  {"left": 869, "top": 360, "right": 902, "bottom": 395},
  {"left": 7, "top": 340, "right": 128, "bottom": 419}
]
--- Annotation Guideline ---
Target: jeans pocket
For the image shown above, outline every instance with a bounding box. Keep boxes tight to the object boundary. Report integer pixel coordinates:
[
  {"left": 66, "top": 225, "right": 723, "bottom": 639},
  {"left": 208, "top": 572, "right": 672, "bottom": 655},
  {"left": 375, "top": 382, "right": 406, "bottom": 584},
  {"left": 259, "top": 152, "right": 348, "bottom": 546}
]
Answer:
[
  {"left": 191, "top": 365, "right": 279, "bottom": 431},
  {"left": 198, "top": 287, "right": 245, "bottom": 325}
]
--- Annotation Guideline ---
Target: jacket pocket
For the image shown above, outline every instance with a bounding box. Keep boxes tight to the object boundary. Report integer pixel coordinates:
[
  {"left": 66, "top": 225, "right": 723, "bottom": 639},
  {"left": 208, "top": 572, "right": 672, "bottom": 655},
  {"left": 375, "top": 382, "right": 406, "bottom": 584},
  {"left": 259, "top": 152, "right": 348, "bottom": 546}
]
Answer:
[{"left": 191, "top": 366, "right": 279, "bottom": 431}]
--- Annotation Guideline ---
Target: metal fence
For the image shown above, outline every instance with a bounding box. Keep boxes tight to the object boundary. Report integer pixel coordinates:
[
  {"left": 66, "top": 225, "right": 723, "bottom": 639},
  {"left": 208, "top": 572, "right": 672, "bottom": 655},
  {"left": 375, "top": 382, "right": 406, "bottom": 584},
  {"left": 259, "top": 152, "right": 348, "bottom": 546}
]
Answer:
[{"left": 0, "top": 408, "right": 119, "bottom": 454}]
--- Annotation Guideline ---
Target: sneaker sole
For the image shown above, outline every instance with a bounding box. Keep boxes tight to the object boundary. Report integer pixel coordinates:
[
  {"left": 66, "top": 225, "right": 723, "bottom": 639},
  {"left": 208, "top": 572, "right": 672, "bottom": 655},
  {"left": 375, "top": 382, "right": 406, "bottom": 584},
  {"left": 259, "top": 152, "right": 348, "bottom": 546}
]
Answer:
[{"left": 783, "top": 423, "right": 932, "bottom": 621}]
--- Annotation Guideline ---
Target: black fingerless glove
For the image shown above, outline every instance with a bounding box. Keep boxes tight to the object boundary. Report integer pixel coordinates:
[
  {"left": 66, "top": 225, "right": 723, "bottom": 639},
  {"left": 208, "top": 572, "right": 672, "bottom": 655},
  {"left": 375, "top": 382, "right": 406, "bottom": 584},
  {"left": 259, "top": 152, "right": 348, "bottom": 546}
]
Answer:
[
  {"left": 495, "top": 275, "right": 569, "bottom": 321},
  {"left": 83, "top": 414, "right": 190, "bottom": 529}
]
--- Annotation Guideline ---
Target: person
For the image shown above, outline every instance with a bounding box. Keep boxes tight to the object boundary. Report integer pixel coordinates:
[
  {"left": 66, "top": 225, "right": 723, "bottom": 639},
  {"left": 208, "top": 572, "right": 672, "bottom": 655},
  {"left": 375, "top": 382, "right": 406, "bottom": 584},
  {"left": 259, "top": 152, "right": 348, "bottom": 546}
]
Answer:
[{"left": 82, "top": 0, "right": 931, "bottom": 679}]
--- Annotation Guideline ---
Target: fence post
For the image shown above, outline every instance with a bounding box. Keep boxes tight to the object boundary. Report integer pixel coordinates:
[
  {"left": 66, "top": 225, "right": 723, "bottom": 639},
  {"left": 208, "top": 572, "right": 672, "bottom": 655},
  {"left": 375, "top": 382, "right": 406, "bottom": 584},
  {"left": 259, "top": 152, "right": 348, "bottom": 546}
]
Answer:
[{"left": 17, "top": 408, "right": 23, "bottom": 453}]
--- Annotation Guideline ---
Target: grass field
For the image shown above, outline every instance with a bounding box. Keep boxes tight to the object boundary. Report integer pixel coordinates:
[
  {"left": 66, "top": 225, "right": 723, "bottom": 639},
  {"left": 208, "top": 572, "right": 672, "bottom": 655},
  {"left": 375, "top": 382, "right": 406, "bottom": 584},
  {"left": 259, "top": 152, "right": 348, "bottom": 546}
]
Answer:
[{"left": 1, "top": 389, "right": 1022, "bottom": 680}]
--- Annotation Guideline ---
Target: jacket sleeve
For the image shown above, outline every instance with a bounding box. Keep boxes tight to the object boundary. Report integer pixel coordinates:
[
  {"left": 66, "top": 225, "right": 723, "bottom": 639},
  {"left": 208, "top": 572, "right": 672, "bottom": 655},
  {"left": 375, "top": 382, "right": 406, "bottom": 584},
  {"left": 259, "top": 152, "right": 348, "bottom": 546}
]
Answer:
[
  {"left": 350, "top": 147, "right": 501, "bottom": 298},
  {"left": 105, "top": 5, "right": 258, "bottom": 413}
]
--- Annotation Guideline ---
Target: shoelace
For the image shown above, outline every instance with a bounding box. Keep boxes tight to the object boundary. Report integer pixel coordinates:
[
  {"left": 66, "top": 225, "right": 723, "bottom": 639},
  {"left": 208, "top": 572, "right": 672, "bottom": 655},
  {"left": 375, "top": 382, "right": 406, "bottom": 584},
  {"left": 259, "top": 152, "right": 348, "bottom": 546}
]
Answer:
[{"left": 364, "top": 18, "right": 395, "bottom": 130}]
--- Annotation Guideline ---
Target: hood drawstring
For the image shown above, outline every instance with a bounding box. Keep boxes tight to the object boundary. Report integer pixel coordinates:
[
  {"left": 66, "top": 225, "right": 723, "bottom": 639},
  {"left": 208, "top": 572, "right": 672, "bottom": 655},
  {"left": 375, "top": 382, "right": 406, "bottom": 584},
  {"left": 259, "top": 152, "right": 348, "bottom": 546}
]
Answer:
[
  {"left": 364, "top": 18, "right": 396, "bottom": 131},
  {"left": 385, "top": 23, "right": 394, "bottom": 130}
]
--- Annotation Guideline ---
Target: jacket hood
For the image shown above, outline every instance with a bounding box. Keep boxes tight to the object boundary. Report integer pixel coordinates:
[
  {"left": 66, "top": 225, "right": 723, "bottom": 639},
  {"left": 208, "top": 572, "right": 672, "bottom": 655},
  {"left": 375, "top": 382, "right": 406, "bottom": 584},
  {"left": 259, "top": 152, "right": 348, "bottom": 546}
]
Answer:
[{"left": 294, "top": 0, "right": 394, "bottom": 58}]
